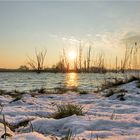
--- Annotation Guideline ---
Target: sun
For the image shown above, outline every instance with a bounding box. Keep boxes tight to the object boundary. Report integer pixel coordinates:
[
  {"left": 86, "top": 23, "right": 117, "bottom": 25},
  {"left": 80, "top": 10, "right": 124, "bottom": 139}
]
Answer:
[{"left": 68, "top": 51, "right": 76, "bottom": 60}]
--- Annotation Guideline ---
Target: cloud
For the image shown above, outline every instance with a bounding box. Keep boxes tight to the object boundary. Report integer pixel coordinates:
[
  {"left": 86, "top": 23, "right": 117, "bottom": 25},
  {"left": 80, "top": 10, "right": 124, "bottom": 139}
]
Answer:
[
  {"left": 122, "top": 32, "right": 140, "bottom": 43},
  {"left": 62, "top": 36, "right": 80, "bottom": 44},
  {"left": 61, "top": 36, "right": 80, "bottom": 50}
]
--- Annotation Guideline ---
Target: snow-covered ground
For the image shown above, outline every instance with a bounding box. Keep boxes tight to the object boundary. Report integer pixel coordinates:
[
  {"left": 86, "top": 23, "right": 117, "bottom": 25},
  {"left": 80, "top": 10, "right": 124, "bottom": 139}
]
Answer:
[{"left": 0, "top": 81, "right": 140, "bottom": 139}]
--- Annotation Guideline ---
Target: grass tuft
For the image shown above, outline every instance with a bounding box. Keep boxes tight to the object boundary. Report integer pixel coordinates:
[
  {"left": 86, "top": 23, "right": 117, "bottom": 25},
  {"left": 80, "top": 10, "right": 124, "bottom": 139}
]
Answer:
[
  {"left": 100, "top": 75, "right": 140, "bottom": 92},
  {"left": 117, "top": 93, "right": 125, "bottom": 101},
  {"left": 38, "top": 87, "right": 46, "bottom": 94},
  {"left": 79, "top": 90, "right": 89, "bottom": 95},
  {"left": 104, "top": 89, "right": 114, "bottom": 97},
  {"left": 54, "top": 87, "right": 68, "bottom": 94},
  {"left": 10, "top": 95, "right": 23, "bottom": 103},
  {"left": 136, "top": 80, "right": 140, "bottom": 88},
  {"left": 127, "top": 76, "right": 140, "bottom": 83},
  {"left": 0, "top": 90, "right": 6, "bottom": 96},
  {"left": 137, "top": 83, "right": 140, "bottom": 88},
  {"left": 61, "top": 129, "right": 73, "bottom": 140},
  {"left": 50, "top": 104, "right": 84, "bottom": 119}
]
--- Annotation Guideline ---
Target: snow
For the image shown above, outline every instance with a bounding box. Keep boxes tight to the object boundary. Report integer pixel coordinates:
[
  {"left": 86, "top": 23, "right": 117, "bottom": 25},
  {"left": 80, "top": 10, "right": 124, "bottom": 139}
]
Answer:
[
  {"left": 12, "top": 132, "right": 53, "bottom": 140},
  {"left": 19, "top": 115, "right": 140, "bottom": 137},
  {"left": 0, "top": 81, "right": 140, "bottom": 139},
  {"left": 0, "top": 123, "right": 14, "bottom": 138}
]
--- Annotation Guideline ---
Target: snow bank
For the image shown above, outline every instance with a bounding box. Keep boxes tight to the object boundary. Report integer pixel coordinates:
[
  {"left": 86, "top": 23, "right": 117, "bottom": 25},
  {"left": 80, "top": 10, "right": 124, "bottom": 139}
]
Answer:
[
  {"left": 0, "top": 80, "right": 140, "bottom": 139},
  {"left": 12, "top": 132, "right": 51, "bottom": 140}
]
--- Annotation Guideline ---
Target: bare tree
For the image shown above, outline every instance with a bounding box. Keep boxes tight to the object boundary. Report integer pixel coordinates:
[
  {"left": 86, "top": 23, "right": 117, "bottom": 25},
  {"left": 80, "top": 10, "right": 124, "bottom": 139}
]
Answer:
[
  {"left": 132, "top": 42, "right": 140, "bottom": 70},
  {"left": 87, "top": 45, "right": 92, "bottom": 72},
  {"left": 55, "top": 59, "right": 64, "bottom": 72},
  {"left": 121, "top": 41, "right": 139, "bottom": 72},
  {"left": 84, "top": 59, "right": 87, "bottom": 72},
  {"left": 78, "top": 41, "right": 83, "bottom": 72},
  {"left": 19, "top": 65, "right": 29, "bottom": 71},
  {"left": 121, "top": 42, "right": 131, "bottom": 72},
  {"left": 115, "top": 56, "right": 118, "bottom": 72},
  {"left": 62, "top": 48, "right": 69, "bottom": 72},
  {"left": 27, "top": 49, "right": 47, "bottom": 73},
  {"left": 96, "top": 53, "right": 105, "bottom": 72}
]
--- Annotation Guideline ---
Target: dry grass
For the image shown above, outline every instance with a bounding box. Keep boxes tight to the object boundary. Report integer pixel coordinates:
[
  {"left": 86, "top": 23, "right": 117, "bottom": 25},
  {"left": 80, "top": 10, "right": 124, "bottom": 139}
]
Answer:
[
  {"left": 117, "top": 93, "right": 125, "bottom": 101},
  {"left": 50, "top": 104, "right": 84, "bottom": 119},
  {"left": 127, "top": 76, "right": 140, "bottom": 83},
  {"left": 99, "top": 75, "right": 140, "bottom": 93},
  {"left": 137, "top": 83, "right": 140, "bottom": 88},
  {"left": 79, "top": 90, "right": 89, "bottom": 95},
  {"left": 104, "top": 89, "right": 114, "bottom": 97}
]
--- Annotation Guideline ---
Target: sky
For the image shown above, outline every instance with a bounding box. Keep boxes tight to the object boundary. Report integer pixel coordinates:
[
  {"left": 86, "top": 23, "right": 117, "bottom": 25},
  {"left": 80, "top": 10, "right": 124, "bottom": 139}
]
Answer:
[{"left": 0, "top": 0, "right": 140, "bottom": 68}]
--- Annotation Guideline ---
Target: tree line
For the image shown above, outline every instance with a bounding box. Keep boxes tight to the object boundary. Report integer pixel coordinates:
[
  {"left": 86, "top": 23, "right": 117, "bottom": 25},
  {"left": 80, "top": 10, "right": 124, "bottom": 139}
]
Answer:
[{"left": 17, "top": 41, "right": 140, "bottom": 73}]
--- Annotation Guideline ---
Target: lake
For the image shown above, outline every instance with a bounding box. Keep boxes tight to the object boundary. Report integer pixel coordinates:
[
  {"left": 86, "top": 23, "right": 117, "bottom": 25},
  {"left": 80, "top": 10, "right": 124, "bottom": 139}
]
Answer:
[{"left": 0, "top": 72, "right": 134, "bottom": 92}]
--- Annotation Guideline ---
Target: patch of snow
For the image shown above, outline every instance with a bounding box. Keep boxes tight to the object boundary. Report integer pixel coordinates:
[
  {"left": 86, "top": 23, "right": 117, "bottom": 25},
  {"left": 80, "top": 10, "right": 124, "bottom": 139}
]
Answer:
[
  {"left": 0, "top": 80, "right": 140, "bottom": 139},
  {"left": 0, "top": 123, "right": 14, "bottom": 138},
  {"left": 12, "top": 132, "right": 50, "bottom": 140}
]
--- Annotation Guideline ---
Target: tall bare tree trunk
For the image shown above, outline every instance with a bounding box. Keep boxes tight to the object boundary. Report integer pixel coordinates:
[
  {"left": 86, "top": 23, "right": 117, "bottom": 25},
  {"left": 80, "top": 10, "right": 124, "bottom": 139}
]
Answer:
[
  {"left": 84, "top": 59, "right": 87, "bottom": 72},
  {"left": 115, "top": 56, "right": 118, "bottom": 73},
  {"left": 87, "top": 45, "right": 91, "bottom": 72},
  {"left": 79, "top": 41, "right": 82, "bottom": 72}
]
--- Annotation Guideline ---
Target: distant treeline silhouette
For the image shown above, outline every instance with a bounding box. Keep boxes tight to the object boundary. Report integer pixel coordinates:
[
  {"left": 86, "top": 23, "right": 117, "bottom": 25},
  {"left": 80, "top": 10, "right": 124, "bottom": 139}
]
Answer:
[{"left": 0, "top": 41, "right": 140, "bottom": 73}]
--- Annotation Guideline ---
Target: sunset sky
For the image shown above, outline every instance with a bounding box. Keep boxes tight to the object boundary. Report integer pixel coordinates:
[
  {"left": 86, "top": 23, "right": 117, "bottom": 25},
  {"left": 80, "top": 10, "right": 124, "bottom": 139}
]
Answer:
[{"left": 0, "top": 1, "right": 140, "bottom": 68}]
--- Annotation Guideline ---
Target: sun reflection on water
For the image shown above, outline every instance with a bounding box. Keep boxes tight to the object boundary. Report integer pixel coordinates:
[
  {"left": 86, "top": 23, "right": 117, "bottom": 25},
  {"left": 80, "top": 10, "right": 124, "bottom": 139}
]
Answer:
[{"left": 66, "top": 73, "right": 78, "bottom": 89}]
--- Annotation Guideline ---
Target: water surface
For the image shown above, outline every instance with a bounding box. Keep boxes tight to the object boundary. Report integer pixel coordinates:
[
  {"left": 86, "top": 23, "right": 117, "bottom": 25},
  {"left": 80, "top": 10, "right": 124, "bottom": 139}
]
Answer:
[{"left": 0, "top": 72, "right": 132, "bottom": 92}]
